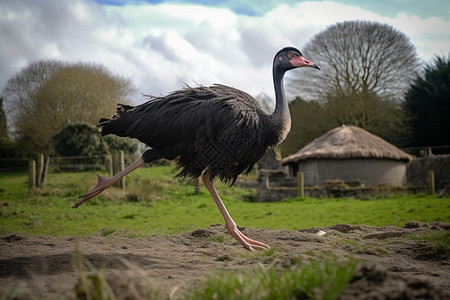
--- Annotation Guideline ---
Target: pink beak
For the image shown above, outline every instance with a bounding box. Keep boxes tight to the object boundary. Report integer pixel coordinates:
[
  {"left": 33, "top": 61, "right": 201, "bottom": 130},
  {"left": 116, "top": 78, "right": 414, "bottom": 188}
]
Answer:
[{"left": 291, "top": 56, "right": 321, "bottom": 70}]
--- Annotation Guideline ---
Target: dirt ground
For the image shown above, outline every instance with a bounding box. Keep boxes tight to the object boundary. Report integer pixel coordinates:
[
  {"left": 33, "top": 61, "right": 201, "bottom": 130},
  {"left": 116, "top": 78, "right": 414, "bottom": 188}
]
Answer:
[{"left": 1, "top": 222, "right": 449, "bottom": 299}]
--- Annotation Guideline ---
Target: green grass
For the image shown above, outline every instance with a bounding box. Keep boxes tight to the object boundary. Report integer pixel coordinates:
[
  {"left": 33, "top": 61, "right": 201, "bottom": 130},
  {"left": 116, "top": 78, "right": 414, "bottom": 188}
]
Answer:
[
  {"left": 187, "top": 258, "right": 357, "bottom": 300},
  {"left": 406, "top": 231, "right": 450, "bottom": 256},
  {"left": 0, "top": 165, "right": 449, "bottom": 236}
]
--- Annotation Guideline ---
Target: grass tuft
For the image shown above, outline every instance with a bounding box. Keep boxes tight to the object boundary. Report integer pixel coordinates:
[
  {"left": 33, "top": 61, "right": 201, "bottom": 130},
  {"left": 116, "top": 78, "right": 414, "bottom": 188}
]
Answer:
[
  {"left": 406, "top": 230, "right": 450, "bottom": 257},
  {"left": 98, "top": 228, "right": 116, "bottom": 237},
  {"left": 236, "top": 247, "right": 280, "bottom": 263},
  {"left": 72, "top": 245, "right": 161, "bottom": 300},
  {"left": 187, "top": 258, "right": 357, "bottom": 300},
  {"left": 72, "top": 245, "right": 115, "bottom": 300},
  {"left": 206, "top": 235, "right": 225, "bottom": 243}
]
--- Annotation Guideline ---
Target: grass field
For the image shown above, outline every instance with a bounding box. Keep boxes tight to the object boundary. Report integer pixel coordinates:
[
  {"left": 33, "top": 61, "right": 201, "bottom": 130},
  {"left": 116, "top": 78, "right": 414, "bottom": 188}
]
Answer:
[
  {"left": 0, "top": 165, "right": 448, "bottom": 236},
  {"left": 1, "top": 165, "right": 449, "bottom": 299}
]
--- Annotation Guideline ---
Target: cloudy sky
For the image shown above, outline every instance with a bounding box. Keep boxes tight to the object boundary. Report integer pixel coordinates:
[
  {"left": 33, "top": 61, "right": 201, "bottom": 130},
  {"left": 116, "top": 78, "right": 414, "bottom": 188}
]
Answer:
[{"left": 1, "top": 0, "right": 449, "bottom": 104}]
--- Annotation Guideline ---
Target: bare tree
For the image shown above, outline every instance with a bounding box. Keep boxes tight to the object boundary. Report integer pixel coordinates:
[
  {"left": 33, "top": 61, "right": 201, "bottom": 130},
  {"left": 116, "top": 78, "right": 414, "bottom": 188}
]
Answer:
[
  {"left": 3, "top": 60, "right": 63, "bottom": 130},
  {"left": 0, "top": 98, "right": 7, "bottom": 139},
  {"left": 2, "top": 60, "right": 135, "bottom": 154},
  {"left": 287, "top": 20, "right": 421, "bottom": 143}
]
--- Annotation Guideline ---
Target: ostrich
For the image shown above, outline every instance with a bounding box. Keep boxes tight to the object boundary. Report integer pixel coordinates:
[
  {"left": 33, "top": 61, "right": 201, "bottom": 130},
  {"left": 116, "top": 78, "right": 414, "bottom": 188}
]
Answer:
[{"left": 74, "top": 47, "right": 320, "bottom": 251}]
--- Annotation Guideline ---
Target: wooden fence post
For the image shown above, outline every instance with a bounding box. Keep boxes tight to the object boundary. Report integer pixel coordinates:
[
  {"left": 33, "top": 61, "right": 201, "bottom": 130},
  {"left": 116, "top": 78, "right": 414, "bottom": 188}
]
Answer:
[
  {"left": 105, "top": 155, "right": 113, "bottom": 177},
  {"left": 112, "top": 153, "right": 119, "bottom": 188},
  {"left": 119, "top": 150, "right": 126, "bottom": 190},
  {"left": 36, "top": 154, "right": 44, "bottom": 187},
  {"left": 428, "top": 170, "right": 435, "bottom": 195},
  {"left": 297, "top": 172, "right": 304, "bottom": 197},
  {"left": 194, "top": 177, "right": 201, "bottom": 194},
  {"left": 28, "top": 160, "right": 36, "bottom": 193},
  {"left": 40, "top": 155, "right": 50, "bottom": 187}
]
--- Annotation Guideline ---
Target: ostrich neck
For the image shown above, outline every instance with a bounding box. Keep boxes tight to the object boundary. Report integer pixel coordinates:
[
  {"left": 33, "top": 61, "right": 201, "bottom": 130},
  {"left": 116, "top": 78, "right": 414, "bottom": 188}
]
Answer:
[{"left": 270, "top": 67, "right": 291, "bottom": 141}]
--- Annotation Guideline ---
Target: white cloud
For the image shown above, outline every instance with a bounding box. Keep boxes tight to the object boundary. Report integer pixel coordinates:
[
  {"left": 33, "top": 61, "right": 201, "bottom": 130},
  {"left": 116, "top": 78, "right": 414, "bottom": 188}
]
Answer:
[
  {"left": 389, "top": 13, "right": 450, "bottom": 60},
  {"left": 0, "top": 0, "right": 449, "bottom": 107}
]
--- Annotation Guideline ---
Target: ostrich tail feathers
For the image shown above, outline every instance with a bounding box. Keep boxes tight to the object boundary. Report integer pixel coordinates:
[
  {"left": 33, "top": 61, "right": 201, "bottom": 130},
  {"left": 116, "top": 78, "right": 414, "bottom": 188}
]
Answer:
[
  {"left": 98, "top": 118, "right": 110, "bottom": 126},
  {"left": 98, "top": 104, "right": 136, "bottom": 137}
]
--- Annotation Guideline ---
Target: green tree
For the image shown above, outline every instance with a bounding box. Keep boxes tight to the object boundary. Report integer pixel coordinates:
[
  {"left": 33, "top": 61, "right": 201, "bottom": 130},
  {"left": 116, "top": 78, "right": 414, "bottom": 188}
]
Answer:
[
  {"left": 323, "top": 92, "right": 409, "bottom": 145},
  {"left": 404, "top": 54, "right": 450, "bottom": 152},
  {"left": 2, "top": 60, "right": 135, "bottom": 155},
  {"left": 287, "top": 20, "right": 420, "bottom": 144},
  {"left": 52, "top": 124, "right": 137, "bottom": 157},
  {"left": 280, "top": 97, "right": 329, "bottom": 156}
]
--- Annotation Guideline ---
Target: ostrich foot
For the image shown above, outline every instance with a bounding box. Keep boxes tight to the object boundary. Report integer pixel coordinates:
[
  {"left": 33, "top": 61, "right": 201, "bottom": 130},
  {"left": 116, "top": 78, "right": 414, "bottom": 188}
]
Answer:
[
  {"left": 226, "top": 223, "right": 270, "bottom": 251},
  {"left": 73, "top": 158, "right": 145, "bottom": 209},
  {"left": 73, "top": 175, "right": 113, "bottom": 208}
]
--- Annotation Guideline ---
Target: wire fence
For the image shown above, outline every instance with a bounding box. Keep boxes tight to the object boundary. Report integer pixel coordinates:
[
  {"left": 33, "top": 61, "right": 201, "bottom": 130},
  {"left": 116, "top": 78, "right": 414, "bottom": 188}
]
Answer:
[
  {"left": 49, "top": 155, "right": 105, "bottom": 172},
  {"left": 0, "top": 155, "right": 107, "bottom": 172},
  {"left": 2, "top": 144, "right": 449, "bottom": 172},
  {"left": 399, "top": 145, "right": 450, "bottom": 156},
  {"left": 0, "top": 157, "right": 34, "bottom": 171}
]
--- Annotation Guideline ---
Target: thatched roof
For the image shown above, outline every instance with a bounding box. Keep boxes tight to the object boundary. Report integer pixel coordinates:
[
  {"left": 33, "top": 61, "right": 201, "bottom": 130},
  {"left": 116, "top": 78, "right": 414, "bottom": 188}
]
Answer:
[{"left": 281, "top": 126, "right": 412, "bottom": 165}]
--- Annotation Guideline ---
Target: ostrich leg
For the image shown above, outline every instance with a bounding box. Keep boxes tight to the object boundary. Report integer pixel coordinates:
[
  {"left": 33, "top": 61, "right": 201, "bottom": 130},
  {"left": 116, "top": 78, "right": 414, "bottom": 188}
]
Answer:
[
  {"left": 73, "top": 149, "right": 163, "bottom": 208},
  {"left": 202, "top": 171, "right": 270, "bottom": 251}
]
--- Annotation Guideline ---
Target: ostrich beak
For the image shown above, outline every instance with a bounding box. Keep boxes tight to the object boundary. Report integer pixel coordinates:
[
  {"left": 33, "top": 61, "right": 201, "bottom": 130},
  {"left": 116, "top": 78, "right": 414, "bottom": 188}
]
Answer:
[{"left": 291, "top": 56, "right": 320, "bottom": 70}]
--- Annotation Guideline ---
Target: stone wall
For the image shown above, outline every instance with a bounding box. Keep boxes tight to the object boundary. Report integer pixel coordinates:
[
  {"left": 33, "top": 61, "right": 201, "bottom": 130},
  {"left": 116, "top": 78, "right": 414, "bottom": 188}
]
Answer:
[{"left": 406, "top": 155, "right": 450, "bottom": 190}]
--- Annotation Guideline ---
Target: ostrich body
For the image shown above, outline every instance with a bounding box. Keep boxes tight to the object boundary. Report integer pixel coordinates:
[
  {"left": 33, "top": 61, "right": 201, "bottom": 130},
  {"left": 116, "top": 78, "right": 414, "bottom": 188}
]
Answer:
[{"left": 75, "top": 47, "right": 320, "bottom": 251}]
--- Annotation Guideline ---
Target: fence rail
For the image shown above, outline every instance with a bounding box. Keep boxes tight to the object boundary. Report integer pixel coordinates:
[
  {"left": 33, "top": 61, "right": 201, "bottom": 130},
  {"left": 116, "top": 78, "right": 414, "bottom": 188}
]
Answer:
[
  {"left": 49, "top": 155, "right": 105, "bottom": 172},
  {"left": 1, "top": 155, "right": 108, "bottom": 172},
  {"left": 399, "top": 145, "right": 450, "bottom": 156},
  {"left": 0, "top": 157, "right": 34, "bottom": 171}
]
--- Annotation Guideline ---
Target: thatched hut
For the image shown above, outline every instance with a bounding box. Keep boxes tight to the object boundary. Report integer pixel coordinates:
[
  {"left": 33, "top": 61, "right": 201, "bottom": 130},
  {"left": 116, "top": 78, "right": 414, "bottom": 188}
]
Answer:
[{"left": 281, "top": 126, "right": 412, "bottom": 186}]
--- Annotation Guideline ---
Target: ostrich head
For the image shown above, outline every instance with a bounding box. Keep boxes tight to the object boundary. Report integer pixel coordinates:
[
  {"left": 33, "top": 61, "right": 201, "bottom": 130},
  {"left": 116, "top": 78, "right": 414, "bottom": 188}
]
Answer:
[{"left": 274, "top": 47, "right": 321, "bottom": 72}]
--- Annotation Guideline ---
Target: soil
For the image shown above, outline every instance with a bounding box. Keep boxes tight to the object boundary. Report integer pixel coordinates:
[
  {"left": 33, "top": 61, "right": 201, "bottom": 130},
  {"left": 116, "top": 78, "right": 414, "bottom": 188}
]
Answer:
[{"left": 1, "top": 222, "right": 449, "bottom": 299}]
